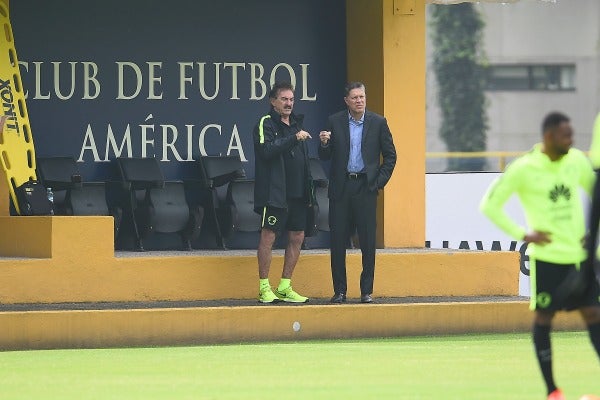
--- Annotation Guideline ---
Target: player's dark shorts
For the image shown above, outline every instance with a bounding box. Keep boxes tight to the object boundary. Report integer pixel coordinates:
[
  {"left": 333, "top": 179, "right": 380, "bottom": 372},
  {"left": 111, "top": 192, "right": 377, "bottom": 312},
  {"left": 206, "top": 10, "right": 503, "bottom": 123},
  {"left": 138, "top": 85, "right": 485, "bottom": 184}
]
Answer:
[
  {"left": 530, "top": 259, "right": 600, "bottom": 311},
  {"left": 260, "top": 198, "right": 307, "bottom": 234}
]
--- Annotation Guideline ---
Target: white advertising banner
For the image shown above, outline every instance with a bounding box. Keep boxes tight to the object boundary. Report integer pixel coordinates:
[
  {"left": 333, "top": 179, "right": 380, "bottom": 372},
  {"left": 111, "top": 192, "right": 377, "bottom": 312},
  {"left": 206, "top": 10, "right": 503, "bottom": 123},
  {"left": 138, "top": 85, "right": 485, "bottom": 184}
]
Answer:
[
  {"left": 428, "top": 0, "right": 556, "bottom": 3},
  {"left": 425, "top": 172, "right": 531, "bottom": 295}
]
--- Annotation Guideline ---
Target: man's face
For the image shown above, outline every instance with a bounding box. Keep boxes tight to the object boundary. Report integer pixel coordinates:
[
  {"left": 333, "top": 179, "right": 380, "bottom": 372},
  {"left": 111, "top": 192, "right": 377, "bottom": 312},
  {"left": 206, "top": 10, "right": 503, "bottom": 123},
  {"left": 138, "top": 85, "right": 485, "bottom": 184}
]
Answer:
[
  {"left": 270, "top": 89, "right": 294, "bottom": 117},
  {"left": 344, "top": 87, "right": 366, "bottom": 116},
  {"left": 549, "top": 121, "right": 573, "bottom": 155}
]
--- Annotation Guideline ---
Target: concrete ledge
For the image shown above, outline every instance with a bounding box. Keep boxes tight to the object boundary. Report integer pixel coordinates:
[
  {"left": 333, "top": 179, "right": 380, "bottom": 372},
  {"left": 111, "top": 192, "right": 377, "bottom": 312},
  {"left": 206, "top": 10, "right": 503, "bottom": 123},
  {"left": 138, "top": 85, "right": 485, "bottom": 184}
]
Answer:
[
  {"left": 0, "top": 216, "right": 520, "bottom": 303},
  {"left": 0, "top": 215, "right": 114, "bottom": 259},
  {"left": 0, "top": 299, "right": 583, "bottom": 350}
]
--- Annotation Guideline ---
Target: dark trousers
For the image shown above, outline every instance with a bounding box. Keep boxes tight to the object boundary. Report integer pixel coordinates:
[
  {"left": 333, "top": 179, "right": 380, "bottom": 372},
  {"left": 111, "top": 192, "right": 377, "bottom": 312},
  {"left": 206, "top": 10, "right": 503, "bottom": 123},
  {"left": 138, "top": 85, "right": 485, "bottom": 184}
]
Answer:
[{"left": 329, "top": 175, "right": 377, "bottom": 295}]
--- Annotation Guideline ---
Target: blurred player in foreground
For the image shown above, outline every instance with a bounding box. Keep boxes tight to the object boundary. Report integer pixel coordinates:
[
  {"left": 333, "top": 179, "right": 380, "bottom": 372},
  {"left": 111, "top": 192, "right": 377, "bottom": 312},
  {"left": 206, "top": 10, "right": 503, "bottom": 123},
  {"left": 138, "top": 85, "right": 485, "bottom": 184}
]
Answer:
[{"left": 480, "top": 112, "right": 600, "bottom": 400}]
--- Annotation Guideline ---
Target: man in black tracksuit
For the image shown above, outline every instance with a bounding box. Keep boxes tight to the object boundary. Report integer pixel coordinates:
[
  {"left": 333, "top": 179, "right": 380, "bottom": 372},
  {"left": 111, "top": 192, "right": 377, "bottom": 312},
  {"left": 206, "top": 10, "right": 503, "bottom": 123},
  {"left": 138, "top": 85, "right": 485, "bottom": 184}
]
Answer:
[{"left": 253, "top": 81, "right": 313, "bottom": 303}]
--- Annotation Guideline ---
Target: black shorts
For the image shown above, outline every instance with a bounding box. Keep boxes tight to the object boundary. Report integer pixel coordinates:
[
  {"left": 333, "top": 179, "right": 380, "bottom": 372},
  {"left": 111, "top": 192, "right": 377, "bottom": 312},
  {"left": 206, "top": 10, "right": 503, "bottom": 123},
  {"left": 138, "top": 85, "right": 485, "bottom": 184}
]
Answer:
[
  {"left": 260, "top": 198, "right": 307, "bottom": 234},
  {"left": 530, "top": 259, "right": 600, "bottom": 311}
]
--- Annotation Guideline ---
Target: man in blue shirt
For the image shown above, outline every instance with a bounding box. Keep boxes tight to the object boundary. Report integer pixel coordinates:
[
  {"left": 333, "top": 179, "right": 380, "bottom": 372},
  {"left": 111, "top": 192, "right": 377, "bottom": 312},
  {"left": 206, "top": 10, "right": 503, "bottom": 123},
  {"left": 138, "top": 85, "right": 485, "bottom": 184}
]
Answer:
[{"left": 318, "top": 82, "right": 396, "bottom": 303}]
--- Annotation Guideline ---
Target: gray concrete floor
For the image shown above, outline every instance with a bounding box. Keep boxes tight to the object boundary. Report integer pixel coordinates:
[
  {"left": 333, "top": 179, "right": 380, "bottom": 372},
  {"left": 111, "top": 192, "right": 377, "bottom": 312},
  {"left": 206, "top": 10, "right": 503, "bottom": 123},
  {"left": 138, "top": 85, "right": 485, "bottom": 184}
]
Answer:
[{"left": 0, "top": 295, "right": 528, "bottom": 312}]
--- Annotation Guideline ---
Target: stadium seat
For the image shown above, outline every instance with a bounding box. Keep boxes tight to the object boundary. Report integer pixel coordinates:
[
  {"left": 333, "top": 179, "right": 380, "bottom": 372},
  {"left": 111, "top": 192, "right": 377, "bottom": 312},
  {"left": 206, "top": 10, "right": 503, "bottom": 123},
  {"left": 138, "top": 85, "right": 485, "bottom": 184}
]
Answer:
[
  {"left": 115, "top": 157, "right": 202, "bottom": 251},
  {"left": 36, "top": 156, "right": 123, "bottom": 240},
  {"left": 195, "top": 155, "right": 260, "bottom": 249},
  {"left": 222, "top": 179, "right": 261, "bottom": 249},
  {"left": 302, "top": 158, "right": 330, "bottom": 249}
]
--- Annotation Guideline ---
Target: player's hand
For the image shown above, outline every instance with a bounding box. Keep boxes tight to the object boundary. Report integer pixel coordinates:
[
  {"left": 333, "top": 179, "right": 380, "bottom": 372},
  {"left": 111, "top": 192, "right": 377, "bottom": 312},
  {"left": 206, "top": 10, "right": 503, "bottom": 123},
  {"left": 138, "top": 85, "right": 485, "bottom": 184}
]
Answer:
[
  {"left": 319, "top": 130, "right": 331, "bottom": 144},
  {"left": 296, "top": 130, "right": 312, "bottom": 141},
  {"left": 523, "top": 231, "right": 552, "bottom": 245}
]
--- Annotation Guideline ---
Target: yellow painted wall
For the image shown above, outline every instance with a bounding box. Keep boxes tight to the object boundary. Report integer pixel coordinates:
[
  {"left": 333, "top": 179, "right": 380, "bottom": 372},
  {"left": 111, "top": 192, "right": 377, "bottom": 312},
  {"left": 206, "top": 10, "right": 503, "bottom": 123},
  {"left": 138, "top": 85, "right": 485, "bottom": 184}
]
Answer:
[
  {"left": 346, "top": 0, "right": 426, "bottom": 247},
  {"left": 0, "top": 302, "right": 584, "bottom": 350},
  {"left": 0, "top": 216, "right": 518, "bottom": 304}
]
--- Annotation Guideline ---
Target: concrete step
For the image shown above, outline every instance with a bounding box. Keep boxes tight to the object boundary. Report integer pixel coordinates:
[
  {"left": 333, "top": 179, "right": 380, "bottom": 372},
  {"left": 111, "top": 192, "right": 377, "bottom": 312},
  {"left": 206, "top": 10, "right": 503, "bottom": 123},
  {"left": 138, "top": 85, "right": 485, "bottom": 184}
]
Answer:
[{"left": 0, "top": 296, "right": 584, "bottom": 350}]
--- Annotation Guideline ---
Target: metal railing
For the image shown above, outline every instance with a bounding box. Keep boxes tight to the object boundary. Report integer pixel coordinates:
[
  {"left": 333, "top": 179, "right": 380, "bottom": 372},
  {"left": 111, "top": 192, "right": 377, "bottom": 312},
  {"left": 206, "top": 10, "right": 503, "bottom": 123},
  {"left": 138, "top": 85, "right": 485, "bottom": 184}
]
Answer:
[{"left": 426, "top": 151, "right": 527, "bottom": 172}]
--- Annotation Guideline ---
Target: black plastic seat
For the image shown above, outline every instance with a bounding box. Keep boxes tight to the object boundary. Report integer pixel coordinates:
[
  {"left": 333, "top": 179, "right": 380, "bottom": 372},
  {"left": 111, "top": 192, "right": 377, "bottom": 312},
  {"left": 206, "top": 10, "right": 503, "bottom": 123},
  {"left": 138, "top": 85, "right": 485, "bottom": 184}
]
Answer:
[
  {"left": 116, "top": 157, "right": 202, "bottom": 251},
  {"left": 199, "top": 155, "right": 245, "bottom": 189},
  {"left": 228, "top": 180, "right": 260, "bottom": 232},
  {"left": 303, "top": 158, "right": 331, "bottom": 249},
  {"left": 36, "top": 156, "right": 82, "bottom": 191},
  {"left": 222, "top": 179, "right": 261, "bottom": 249},
  {"left": 196, "top": 155, "right": 247, "bottom": 249},
  {"left": 151, "top": 181, "right": 201, "bottom": 238},
  {"left": 67, "top": 183, "right": 106, "bottom": 215},
  {"left": 36, "top": 156, "right": 123, "bottom": 239}
]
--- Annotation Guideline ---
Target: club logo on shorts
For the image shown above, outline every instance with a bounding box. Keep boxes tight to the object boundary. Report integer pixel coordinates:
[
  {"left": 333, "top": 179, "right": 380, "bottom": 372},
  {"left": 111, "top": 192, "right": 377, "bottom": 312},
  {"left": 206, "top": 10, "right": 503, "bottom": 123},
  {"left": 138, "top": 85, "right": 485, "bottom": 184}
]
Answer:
[
  {"left": 268, "top": 216, "right": 277, "bottom": 225},
  {"left": 537, "top": 292, "right": 552, "bottom": 308}
]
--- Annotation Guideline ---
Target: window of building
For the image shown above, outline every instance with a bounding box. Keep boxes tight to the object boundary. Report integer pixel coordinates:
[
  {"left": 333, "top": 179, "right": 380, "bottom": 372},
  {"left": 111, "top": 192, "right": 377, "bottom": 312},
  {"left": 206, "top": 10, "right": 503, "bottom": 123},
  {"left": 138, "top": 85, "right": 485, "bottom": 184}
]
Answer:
[{"left": 486, "top": 64, "right": 576, "bottom": 91}]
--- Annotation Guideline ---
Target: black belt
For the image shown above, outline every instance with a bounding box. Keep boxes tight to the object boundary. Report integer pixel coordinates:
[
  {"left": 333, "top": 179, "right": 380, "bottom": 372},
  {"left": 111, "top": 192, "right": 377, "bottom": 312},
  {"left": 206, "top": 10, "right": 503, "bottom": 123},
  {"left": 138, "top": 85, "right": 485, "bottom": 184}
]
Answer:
[{"left": 346, "top": 172, "right": 366, "bottom": 180}]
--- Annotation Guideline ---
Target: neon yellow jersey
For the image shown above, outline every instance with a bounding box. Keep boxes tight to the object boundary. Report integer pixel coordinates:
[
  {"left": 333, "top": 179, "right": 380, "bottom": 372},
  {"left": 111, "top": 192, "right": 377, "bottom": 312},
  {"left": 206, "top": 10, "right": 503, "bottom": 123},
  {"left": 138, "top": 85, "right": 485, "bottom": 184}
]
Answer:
[
  {"left": 589, "top": 112, "right": 600, "bottom": 169},
  {"left": 480, "top": 144, "right": 595, "bottom": 264}
]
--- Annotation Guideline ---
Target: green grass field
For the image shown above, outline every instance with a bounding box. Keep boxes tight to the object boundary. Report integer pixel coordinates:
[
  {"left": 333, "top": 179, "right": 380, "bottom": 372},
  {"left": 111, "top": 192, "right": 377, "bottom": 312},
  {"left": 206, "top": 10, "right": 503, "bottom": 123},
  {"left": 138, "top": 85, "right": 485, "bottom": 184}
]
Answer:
[{"left": 0, "top": 331, "right": 598, "bottom": 400}]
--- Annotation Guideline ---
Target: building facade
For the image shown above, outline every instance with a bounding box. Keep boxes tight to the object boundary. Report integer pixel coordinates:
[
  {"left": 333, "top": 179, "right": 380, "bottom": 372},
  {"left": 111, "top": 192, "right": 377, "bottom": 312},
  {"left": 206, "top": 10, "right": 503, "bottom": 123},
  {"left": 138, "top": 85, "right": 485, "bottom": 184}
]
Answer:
[{"left": 426, "top": 0, "right": 600, "bottom": 171}]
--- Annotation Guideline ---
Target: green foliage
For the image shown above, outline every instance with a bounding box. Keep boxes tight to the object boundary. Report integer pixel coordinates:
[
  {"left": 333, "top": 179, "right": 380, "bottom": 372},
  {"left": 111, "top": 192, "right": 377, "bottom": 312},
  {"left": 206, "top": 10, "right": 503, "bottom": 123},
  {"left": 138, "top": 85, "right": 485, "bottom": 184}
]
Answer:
[{"left": 430, "top": 4, "right": 488, "bottom": 171}]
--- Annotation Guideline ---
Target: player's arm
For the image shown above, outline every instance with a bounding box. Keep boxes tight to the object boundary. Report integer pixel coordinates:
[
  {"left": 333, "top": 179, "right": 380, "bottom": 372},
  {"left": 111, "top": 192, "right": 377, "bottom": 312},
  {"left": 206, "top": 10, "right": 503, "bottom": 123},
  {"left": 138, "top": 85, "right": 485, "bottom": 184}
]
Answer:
[
  {"left": 253, "top": 117, "right": 297, "bottom": 161},
  {"left": 589, "top": 112, "right": 600, "bottom": 169},
  {"left": 582, "top": 159, "right": 596, "bottom": 198},
  {"left": 572, "top": 151, "right": 596, "bottom": 250},
  {"left": 587, "top": 156, "right": 600, "bottom": 262},
  {"left": 479, "top": 167, "right": 528, "bottom": 241}
]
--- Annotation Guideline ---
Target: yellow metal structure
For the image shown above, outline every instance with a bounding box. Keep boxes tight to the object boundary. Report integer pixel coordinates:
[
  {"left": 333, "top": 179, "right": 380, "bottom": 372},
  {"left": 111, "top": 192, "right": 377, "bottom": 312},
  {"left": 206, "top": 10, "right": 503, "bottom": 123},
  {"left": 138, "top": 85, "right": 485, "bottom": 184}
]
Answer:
[
  {"left": 346, "top": 0, "right": 427, "bottom": 248},
  {"left": 0, "top": 0, "right": 36, "bottom": 215}
]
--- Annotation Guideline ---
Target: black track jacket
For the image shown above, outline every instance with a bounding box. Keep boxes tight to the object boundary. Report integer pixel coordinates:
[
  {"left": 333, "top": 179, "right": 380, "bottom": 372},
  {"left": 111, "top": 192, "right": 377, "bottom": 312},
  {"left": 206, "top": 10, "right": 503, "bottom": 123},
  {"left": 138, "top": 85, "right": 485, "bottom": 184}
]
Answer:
[{"left": 252, "top": 109, "right": 314, "bottom": 213}]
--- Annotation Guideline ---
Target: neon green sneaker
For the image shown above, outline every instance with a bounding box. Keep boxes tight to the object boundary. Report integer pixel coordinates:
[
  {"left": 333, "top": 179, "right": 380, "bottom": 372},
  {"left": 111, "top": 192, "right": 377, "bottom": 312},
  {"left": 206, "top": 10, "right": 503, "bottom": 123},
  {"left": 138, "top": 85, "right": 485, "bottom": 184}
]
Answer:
[
  {"left": 275, "top": 286, "right": 309, "bottom": 303},
  {"left": 258, "top": 287, "right": 279, "bottom": 303}
]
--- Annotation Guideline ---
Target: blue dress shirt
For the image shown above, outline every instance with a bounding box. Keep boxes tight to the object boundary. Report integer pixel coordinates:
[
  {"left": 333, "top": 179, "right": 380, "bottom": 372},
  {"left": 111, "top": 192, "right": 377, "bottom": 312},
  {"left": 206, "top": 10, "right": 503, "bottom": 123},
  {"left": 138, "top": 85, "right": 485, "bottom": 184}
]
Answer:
[{"left": 347, "top": 112, "right": 365, "bottom": 173}]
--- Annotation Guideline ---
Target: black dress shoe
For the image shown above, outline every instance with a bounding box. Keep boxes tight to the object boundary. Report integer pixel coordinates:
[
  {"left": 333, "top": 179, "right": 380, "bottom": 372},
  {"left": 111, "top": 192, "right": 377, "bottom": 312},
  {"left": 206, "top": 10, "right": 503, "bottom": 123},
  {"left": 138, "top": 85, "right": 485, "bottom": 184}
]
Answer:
[
  {"left": 330, "top": 293, "right": 347, "bottom": 303},
  {"left": 360, "top": 294, "right": 373, "bottom": 303}
]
